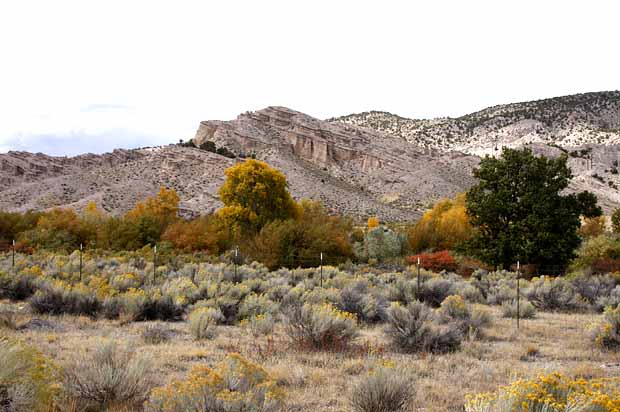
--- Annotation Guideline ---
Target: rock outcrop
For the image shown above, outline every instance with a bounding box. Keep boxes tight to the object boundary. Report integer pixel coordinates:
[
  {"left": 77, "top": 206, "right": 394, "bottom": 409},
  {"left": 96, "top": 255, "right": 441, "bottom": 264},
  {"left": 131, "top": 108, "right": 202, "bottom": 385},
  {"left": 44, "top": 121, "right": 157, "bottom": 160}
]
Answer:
[
  {"left": 193, "top": 106, "right": 478, "bottom": 220},
  {"left": 2, "top": 92, "right": 620, "bottom": 220}
]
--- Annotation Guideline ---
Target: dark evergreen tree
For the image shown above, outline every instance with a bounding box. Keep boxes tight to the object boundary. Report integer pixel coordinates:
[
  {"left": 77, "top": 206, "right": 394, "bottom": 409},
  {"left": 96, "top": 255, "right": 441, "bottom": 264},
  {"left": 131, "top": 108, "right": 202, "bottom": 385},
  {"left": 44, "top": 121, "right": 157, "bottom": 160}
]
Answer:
[{"left": 463, "top": 148, "right": 601, "bottom": 269}]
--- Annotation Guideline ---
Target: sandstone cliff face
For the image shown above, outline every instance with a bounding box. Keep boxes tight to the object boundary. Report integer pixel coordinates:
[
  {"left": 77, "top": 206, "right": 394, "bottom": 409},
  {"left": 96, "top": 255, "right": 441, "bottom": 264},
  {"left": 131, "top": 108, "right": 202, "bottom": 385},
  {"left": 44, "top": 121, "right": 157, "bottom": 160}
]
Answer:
[
  {"left": 192, "top": 106, "right": 479, "bottom": 220},
  {"left": 195, "top": 107, "right": 389, "bottom": 173},
  {"left": 2, "top": 93, "right": 620, "bottom": 221}
]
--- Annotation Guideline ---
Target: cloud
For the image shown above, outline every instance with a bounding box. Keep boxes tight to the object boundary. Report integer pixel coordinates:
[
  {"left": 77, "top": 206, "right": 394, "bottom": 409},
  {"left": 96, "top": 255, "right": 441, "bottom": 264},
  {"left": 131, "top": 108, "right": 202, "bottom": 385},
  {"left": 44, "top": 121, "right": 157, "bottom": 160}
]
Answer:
[
  {"left": 80, "top": 104, "right": 134, "bottom": 112},
  {"left": 1, "top": 129, "right": 172, "bottom": 157}
]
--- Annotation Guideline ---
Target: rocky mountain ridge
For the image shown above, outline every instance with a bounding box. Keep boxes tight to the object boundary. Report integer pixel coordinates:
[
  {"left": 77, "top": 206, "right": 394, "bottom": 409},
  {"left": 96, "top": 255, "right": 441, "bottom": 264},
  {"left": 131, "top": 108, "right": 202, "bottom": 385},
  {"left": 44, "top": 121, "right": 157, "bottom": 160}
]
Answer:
[
  {"left": 1, "top": 92, "right": 620, "bottom": 220},
  {"left": 331, "top": 91, "right": 620, "bottom": 156}
]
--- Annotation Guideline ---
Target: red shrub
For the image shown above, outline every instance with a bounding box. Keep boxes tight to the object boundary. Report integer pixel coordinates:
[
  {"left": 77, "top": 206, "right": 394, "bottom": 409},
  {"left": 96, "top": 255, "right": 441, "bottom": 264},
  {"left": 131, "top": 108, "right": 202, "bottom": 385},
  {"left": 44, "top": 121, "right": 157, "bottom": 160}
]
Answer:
[
  {"left": 407, "top": 250, "right": 458, "bottom": 273},
  {"left": 591, "top": 258, "right": 620, "bottom": 275}
]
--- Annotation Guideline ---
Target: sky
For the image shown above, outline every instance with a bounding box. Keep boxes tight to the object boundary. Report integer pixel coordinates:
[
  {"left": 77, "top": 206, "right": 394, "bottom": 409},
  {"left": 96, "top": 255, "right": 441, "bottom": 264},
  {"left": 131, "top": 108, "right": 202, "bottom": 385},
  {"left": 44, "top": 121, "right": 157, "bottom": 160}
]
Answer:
[{"left": 0, "top": 0, "right": 618, "bottom": 156}]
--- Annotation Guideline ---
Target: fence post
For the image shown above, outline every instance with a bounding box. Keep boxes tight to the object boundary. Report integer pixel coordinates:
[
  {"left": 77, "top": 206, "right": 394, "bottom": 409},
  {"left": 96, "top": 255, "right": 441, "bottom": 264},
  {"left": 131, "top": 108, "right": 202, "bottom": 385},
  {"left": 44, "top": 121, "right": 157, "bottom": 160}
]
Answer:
[
  {"left": 320, "top": 252, "right": 323, "bottom": 288},
  {"left": 153, "top": 244, "right": 157, "bottom": 284},
  {"left": 516, "top": 261, "right": 520, "bottom": 330},
  {"left": 417, "top": 256, "right": 421, "bottom": 291},
  {"left": 79, "top": 243, "right": 83, "bottom": 282},
  {"left": 234, "top": 246, "right": 239, "bottom": 281}
]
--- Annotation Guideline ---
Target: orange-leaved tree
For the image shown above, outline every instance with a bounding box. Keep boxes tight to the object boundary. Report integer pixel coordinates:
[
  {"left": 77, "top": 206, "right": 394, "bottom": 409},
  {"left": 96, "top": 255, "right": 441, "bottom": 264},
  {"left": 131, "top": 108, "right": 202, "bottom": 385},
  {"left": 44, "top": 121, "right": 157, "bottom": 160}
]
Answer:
[
  {"left": 367, "top": 216, "right": 380, "bottom": 229},
  {"left": 408, "top": 193, "right": 472, "bottom": 252},
  {"left": 124, "top": 187, "right": 180, "bottom": 245}
]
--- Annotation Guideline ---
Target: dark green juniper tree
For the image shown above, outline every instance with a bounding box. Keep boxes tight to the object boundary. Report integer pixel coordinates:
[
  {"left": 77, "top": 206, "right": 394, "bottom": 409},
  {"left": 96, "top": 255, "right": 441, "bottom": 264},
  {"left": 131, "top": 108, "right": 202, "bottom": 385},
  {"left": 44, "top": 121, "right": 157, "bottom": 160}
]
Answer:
[{"left": 463, "top": 148, "right": 601, "bottom": 270}]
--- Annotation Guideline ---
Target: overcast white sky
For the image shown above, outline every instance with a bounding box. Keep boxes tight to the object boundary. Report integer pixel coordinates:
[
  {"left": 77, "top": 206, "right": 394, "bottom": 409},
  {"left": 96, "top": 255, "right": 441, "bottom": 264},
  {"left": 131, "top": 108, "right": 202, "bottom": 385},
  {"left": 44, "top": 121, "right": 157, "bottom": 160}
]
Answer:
[{"left": 0, "top": 0, "right": 618, "bottom": 156}]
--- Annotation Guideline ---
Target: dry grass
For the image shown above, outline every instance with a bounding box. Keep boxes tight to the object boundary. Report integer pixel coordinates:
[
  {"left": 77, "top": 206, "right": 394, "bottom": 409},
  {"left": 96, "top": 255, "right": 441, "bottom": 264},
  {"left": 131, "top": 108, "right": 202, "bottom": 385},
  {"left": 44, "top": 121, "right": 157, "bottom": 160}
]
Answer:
[{"left": 2, "top": 299, "right": 618, "bottom": 412}]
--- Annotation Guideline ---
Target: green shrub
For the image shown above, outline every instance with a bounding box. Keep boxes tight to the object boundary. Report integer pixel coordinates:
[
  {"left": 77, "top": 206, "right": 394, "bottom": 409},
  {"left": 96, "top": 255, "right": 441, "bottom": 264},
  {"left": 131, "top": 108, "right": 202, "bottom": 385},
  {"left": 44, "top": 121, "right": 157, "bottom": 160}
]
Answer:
[
  {"left": 354, "top": 225, "right": 405, "bottom": 262},
  {"left": 284, "top": 303, "right": 358, "bottom": 350},
  {"left": 593, "top": 304, "right": 620, "bottom": 350},
  {"left": 145, "top": 353, "right": 284, "bottom": 412},
  {"left": 0, "top": 337, "right": 56, "bottom": 412},
  {"left": 385, "top": 301, "right": 462, "bottom": 353},
  {"left": 61, "top": 342, "right": 152, "bottom": 411},
  {"left": 350, "top": 368, "right": 414, "bottom": 412},
  {"left": 501, "top": 299, "right": 537, "bottom": 319},
  {"left": 188, "top": 307, "right": 223, "bottom": 340}
]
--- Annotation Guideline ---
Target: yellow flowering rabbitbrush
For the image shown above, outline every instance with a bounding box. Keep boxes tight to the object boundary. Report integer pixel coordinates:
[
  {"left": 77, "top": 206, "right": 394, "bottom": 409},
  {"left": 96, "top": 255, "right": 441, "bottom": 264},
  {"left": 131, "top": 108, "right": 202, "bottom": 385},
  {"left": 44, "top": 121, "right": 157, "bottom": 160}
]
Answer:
[
  {"left": 145, "top": 353, "right": 284, "bottom": 412},
  {"left": 465, "top": 373, "right": 620, "bottom": 412}
]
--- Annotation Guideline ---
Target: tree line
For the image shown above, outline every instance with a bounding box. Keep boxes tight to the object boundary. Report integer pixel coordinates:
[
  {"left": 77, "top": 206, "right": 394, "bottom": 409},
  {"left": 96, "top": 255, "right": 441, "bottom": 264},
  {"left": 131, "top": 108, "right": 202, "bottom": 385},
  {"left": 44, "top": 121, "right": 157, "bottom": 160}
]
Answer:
[{"left": 0, "top": 148, "right": 611, "bottom": 273}]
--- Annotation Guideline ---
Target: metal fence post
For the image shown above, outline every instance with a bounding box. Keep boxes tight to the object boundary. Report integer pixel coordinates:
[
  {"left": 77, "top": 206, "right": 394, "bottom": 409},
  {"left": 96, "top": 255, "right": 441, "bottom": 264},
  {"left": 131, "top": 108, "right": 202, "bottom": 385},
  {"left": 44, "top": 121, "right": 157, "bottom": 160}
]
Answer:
[
  {"left": 153, "top": 244, "right": 157, "bottom": 284},
  {"left": 417, "top": 256, "right": 421, "bottom": 291},
  {"left": 516, "top": 261, "right": 520, "bottom": 330},
  {"left": 320, "top": 252, "right": 323, "bottom": 287},
  {"left": 79, "top": 243, "right": 83, "bottom": 282},
  {"left": 12, "top": 239, "right": 15, "bottom": 273}
]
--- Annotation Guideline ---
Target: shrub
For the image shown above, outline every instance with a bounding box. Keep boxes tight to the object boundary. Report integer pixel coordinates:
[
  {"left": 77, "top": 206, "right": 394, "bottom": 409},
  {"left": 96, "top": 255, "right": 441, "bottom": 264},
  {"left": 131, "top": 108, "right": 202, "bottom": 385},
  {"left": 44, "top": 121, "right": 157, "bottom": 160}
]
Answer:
[
  {"left": 417, "top": 277, "right": 456, "bottom": 307},
  {"left": 238, "top": 293, "right": 279, "bottom": 320},
  {"left": 385, "top": 301, "right": 462, "bottom": 353},
  {"left": 570, "top": 234, "right": 620, "bottom": 274},
  {"left": 0, "top": 273, "right": 37, "bottom": 301},
  {"left": 437, "top": 295, "right": 491, "bottom": 339},
  {"left": 501, "top": 299, "right": 537, "bottom": 319},
  {"left": 464, "top": 373, "right": 620, "bottom": 412},
  {"left": 285, "top": 303, "right": 358, "bottom": 350},
  {"left": 138, "top": 295, "right": 184, "bottom": 321},
  {"left": 596, "top": 285, "right": 620, "bottom": 312},
  {"left": 570, "top": 274, "right": 619, "bottom": 305},
  {"left": 242, "top": 314, "right": 275, "bottom": 337},
  {"left": 102, "top": 288, "right": 147, "bottom": 320},
  {"left": 29, "top": 285, "right": 101, "bottom": 317},
  {"left": 142, "top": 324, "right": 173, "bottom": 344},
  {"left": 0, "top": 304, "right": 18, "bottom": 330},
  {"left": 161, "top": 276, "right": 198, "bottom": 305},
  {"left": 351, "top": 368, "right": 414, "bottom": 412},
  {"left": 407, "top": 250, "right": 458, "bottom": 273},
  {"left": 188, "top": 307, "right": 223, "bottom": 340},
  {"left": 0, "top": 338, "right": 56, "bottom": 412},
  {"left": 525, "top": 277, "right": 587, "bottom": 312},
  {"left": 145, "top": 353, "right": 284, "bottom": 412},
  {"left": 355, "top": 226, "right": 405, "bottom": 262},
  {"left": 339, "top": 281, "right": 387, "bottom": 323},
  {"left": 110, "top": 273, "right": 142, "bottom": 292},
  {"left": 103, "top": 291, "right": 184, "bottom": 322},
  {"left": 592, "top": 304, "right": 620, "bottom": 350},
  {"left": 61, "top": 342, "right": 152, "bottom": 411}
]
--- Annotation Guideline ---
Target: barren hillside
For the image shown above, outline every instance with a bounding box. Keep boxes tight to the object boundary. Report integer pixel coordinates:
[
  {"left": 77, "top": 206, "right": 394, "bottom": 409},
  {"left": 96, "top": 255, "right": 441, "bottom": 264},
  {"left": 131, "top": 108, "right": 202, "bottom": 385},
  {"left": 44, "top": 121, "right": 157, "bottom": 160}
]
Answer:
[
  {"left": 332, "top": 91, "right": 620, "bottom": 156},
  {"left": 1, "top": 92, "right": 620, "bottom": 220}
]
